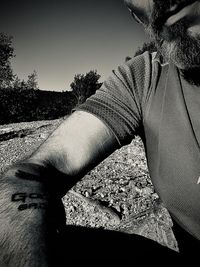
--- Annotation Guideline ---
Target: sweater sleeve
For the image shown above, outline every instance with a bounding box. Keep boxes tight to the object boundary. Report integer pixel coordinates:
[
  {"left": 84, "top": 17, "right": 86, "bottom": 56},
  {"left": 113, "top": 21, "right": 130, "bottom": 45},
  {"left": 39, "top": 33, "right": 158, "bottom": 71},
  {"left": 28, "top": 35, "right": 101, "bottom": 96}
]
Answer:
[{"left": 75, "top": 51, "right": 153, "bottom": 147}]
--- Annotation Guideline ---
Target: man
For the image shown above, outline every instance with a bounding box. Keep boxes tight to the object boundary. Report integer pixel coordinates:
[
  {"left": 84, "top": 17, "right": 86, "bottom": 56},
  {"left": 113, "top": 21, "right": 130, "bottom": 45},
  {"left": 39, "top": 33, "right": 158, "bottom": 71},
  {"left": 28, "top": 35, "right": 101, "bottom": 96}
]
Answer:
[{"left": 1, "top": 0, "right": 200, "bottom": 265}]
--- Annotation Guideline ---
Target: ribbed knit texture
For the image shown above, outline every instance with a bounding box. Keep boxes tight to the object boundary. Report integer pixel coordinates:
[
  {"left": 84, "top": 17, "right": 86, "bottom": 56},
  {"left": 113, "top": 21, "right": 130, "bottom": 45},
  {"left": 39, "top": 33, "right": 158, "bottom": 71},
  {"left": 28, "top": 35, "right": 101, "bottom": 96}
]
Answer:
[{"left": 75, "top": 51, "right": 153, "bottom": 146}]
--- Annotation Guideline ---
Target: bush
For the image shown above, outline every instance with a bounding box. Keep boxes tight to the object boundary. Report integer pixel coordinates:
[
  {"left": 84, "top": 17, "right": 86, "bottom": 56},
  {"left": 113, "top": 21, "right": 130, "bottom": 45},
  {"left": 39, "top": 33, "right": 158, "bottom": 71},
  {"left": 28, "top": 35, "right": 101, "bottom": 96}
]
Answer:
[{"left": 0, "top": 88, "right": 76, "bottom": 124}]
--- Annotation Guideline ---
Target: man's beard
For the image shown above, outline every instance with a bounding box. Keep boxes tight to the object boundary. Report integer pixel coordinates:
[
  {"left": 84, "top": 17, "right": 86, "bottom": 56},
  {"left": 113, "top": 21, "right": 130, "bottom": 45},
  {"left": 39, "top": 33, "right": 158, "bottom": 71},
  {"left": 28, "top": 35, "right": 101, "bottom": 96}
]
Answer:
[
  {"left": 151, "top": 20, "right": 200, "bottom": 70},
  {"left": 148, "top": 0, "right": 200, "bottom": 71}
]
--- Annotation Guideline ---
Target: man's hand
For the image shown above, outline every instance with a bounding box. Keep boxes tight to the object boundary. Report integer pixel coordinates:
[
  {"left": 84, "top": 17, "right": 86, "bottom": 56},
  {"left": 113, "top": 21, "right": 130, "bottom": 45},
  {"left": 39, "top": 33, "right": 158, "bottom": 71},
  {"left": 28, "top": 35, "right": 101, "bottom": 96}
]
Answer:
[
  {"left": 0, "top": 111, "right": 118, "bottom": 266},
  {"left": 0, "top": 163, "right": 66, "bottom": 267}
]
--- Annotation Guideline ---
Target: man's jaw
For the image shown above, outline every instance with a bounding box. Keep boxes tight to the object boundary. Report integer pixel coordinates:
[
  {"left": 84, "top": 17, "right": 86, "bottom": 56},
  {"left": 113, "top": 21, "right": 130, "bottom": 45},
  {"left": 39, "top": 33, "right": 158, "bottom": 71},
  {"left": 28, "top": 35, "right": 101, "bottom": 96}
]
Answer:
[{"left": 146, "top": 0, "right": 200, "bottom": 71}]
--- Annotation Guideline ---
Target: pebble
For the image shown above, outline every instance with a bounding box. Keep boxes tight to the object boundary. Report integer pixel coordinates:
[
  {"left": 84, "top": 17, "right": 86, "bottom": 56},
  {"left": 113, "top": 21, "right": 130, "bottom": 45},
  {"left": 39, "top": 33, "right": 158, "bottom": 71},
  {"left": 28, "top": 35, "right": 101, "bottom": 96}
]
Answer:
[
  {"left": 119, "top": 187, "right": 126, "bottom": 192},
  {"left": 85, "top": 191, "right": 90, "bottom": 198},
  {"left": 39, "top": 133, "right": 48, "bottom": 139},
  {"left": 69, "top": 206, "right": 76, "bottom": 213},
  {"left": 114, "top": 205, "right": 121, "bottom": 213},
  {"left": 0, "top": 127, "right": 12, "bottom": 132}
]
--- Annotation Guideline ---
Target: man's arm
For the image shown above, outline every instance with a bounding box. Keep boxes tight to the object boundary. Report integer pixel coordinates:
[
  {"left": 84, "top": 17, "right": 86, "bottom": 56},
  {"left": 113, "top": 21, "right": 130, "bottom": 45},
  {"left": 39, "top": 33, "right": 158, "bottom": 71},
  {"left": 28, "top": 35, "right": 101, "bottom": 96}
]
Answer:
[
  {"left": 29, "top": 110, "right": 119, "bottom": 179},
  {"left": 0, "top": 111, "right": 119, "bottom": 266}
]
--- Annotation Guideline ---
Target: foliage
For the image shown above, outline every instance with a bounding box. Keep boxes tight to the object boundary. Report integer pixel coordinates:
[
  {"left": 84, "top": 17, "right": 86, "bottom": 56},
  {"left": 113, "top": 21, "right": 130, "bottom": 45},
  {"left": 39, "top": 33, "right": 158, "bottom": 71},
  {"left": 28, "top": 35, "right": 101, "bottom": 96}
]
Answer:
[
  {"left": 0, "top": 33, "right": 15, "bottom": 88},
  {"left": 0, "top": 32, "right": 40, "bottom": 90},
  {"left": 0, "top": 68, "right": 102, "bottom": 124},
  {"left": 70, "top": 70, "right": 102, "bottom": 106},
  {"left": 0, "top": 32, "right": 103, "bottom": 124},
  {"left": 134, "top": 41, "right": 157, "bottom": 57},
  {"left": 0, "top": 88, "right": 76, "bottom": 124},
  {"left": 26, "top": 70, "right": 39, "bottom": 90},
  {"left": 12, "top": 76, "right": 21, "bottom": 90},
  {"left": 125, "top": 41, "right": 157, "bottom": 62},
  {"left": 11, "top": 71, "right": 39, "bottom": 90}
]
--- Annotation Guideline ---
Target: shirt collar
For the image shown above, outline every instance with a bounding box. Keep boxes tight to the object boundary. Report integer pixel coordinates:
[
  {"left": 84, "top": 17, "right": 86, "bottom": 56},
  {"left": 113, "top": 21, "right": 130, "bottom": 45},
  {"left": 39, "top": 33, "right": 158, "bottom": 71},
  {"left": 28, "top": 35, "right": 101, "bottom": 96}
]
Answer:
[{"left": 152, "top": 51, "right": 169, "bottom": 67}]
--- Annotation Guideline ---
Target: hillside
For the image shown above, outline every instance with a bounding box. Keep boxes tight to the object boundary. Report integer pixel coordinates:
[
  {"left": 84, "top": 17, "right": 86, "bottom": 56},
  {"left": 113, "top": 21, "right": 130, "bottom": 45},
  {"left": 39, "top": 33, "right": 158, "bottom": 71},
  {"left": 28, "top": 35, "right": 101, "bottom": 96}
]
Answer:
[{"left": 0, "top": 88, "right": 76, "bottom": 124}]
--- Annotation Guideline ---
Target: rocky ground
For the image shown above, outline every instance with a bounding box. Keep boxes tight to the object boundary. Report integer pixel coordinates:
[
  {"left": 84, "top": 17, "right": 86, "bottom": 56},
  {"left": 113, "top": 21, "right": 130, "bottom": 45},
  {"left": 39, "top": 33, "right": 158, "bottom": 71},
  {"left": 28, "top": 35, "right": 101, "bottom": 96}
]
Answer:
[{"left": 0, "top": 119, "right": 178, "bottom": 252}]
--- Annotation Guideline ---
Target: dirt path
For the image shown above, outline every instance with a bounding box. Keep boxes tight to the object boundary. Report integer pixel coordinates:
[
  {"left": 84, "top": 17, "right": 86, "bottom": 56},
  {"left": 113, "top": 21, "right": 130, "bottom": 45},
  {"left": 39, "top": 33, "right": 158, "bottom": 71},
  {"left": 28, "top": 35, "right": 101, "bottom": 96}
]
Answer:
[{"left": 0, "top": 119, "right": 178, "bottom": 251}]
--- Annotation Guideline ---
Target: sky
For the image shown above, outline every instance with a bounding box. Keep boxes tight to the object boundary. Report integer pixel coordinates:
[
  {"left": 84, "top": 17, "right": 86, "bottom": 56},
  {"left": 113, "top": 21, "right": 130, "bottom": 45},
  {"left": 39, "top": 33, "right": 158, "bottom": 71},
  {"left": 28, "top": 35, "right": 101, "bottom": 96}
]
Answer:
[{"left": 1, "top": 0, "right": 148, "bottom": 91}]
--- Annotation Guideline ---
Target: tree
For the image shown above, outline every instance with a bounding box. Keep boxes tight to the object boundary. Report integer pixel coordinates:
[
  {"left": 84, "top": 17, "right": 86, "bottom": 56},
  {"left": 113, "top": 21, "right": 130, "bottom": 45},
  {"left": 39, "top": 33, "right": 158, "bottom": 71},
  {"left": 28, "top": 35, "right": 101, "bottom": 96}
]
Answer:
[
  {"left": 20, "top": 79, "right": 28, "bottom": 90},
  {"left": 70, "top": 70, "right": 102, "bottom": 106},
  {"left": 12, "top": 71, "right": 39, "bottom": 90},
  {"left": 125, "top": 41, "right": 157, "bottom": 62},
  {"left": 134, "top": 41, "right": 157, "bottom": 57},
  {"left": 0, "top": 33, "right": 15, "bottom": 88},
  {"left": 26, "top": 70, "right": 39, "bottom": 90},
  {"left": 12, "top": 75, "right": 21, "bottom": 90}
]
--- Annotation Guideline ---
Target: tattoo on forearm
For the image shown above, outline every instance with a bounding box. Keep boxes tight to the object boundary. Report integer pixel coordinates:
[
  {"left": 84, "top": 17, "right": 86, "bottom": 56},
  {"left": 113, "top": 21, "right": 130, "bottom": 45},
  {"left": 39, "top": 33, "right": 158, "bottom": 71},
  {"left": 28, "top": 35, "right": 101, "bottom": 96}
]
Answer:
[
  {"left": 12, "top": 193, "right": 48, "bottom": 203},
  {"left": 11, "top": 192, "right": 48, "bottom": 211},
  {"left": 18, "top": 202, "right": 48, "bottom": 211}
]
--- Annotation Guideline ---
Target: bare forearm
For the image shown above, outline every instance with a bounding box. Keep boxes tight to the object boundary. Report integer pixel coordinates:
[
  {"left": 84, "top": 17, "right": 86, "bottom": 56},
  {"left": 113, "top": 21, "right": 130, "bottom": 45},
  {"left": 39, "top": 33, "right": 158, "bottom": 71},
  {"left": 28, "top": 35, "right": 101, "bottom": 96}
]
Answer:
[
  {"left": 0, "top": 170, "right": 53, "bottom": 267},
  {"left": 0, "top": 111, "right": 118, "bottom": 266}
]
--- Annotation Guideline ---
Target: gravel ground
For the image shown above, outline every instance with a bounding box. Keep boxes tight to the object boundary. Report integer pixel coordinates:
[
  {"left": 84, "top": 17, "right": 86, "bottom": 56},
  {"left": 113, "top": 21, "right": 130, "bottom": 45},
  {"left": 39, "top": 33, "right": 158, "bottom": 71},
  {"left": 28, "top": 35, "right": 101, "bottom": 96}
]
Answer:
[{"left": 0, "top": 118, "right": 178, "bottom": 252}]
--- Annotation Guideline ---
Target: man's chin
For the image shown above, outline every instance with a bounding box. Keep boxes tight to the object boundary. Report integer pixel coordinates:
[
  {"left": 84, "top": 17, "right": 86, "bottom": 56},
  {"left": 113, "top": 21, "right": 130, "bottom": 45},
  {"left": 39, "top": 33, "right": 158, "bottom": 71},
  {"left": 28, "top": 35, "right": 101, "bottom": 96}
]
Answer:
[
  {"left": 159, "top": 37, "right": 200, "bottom": 86},
  {"left": 159, "top": 36, "right": 200, "bottom": 70}
]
